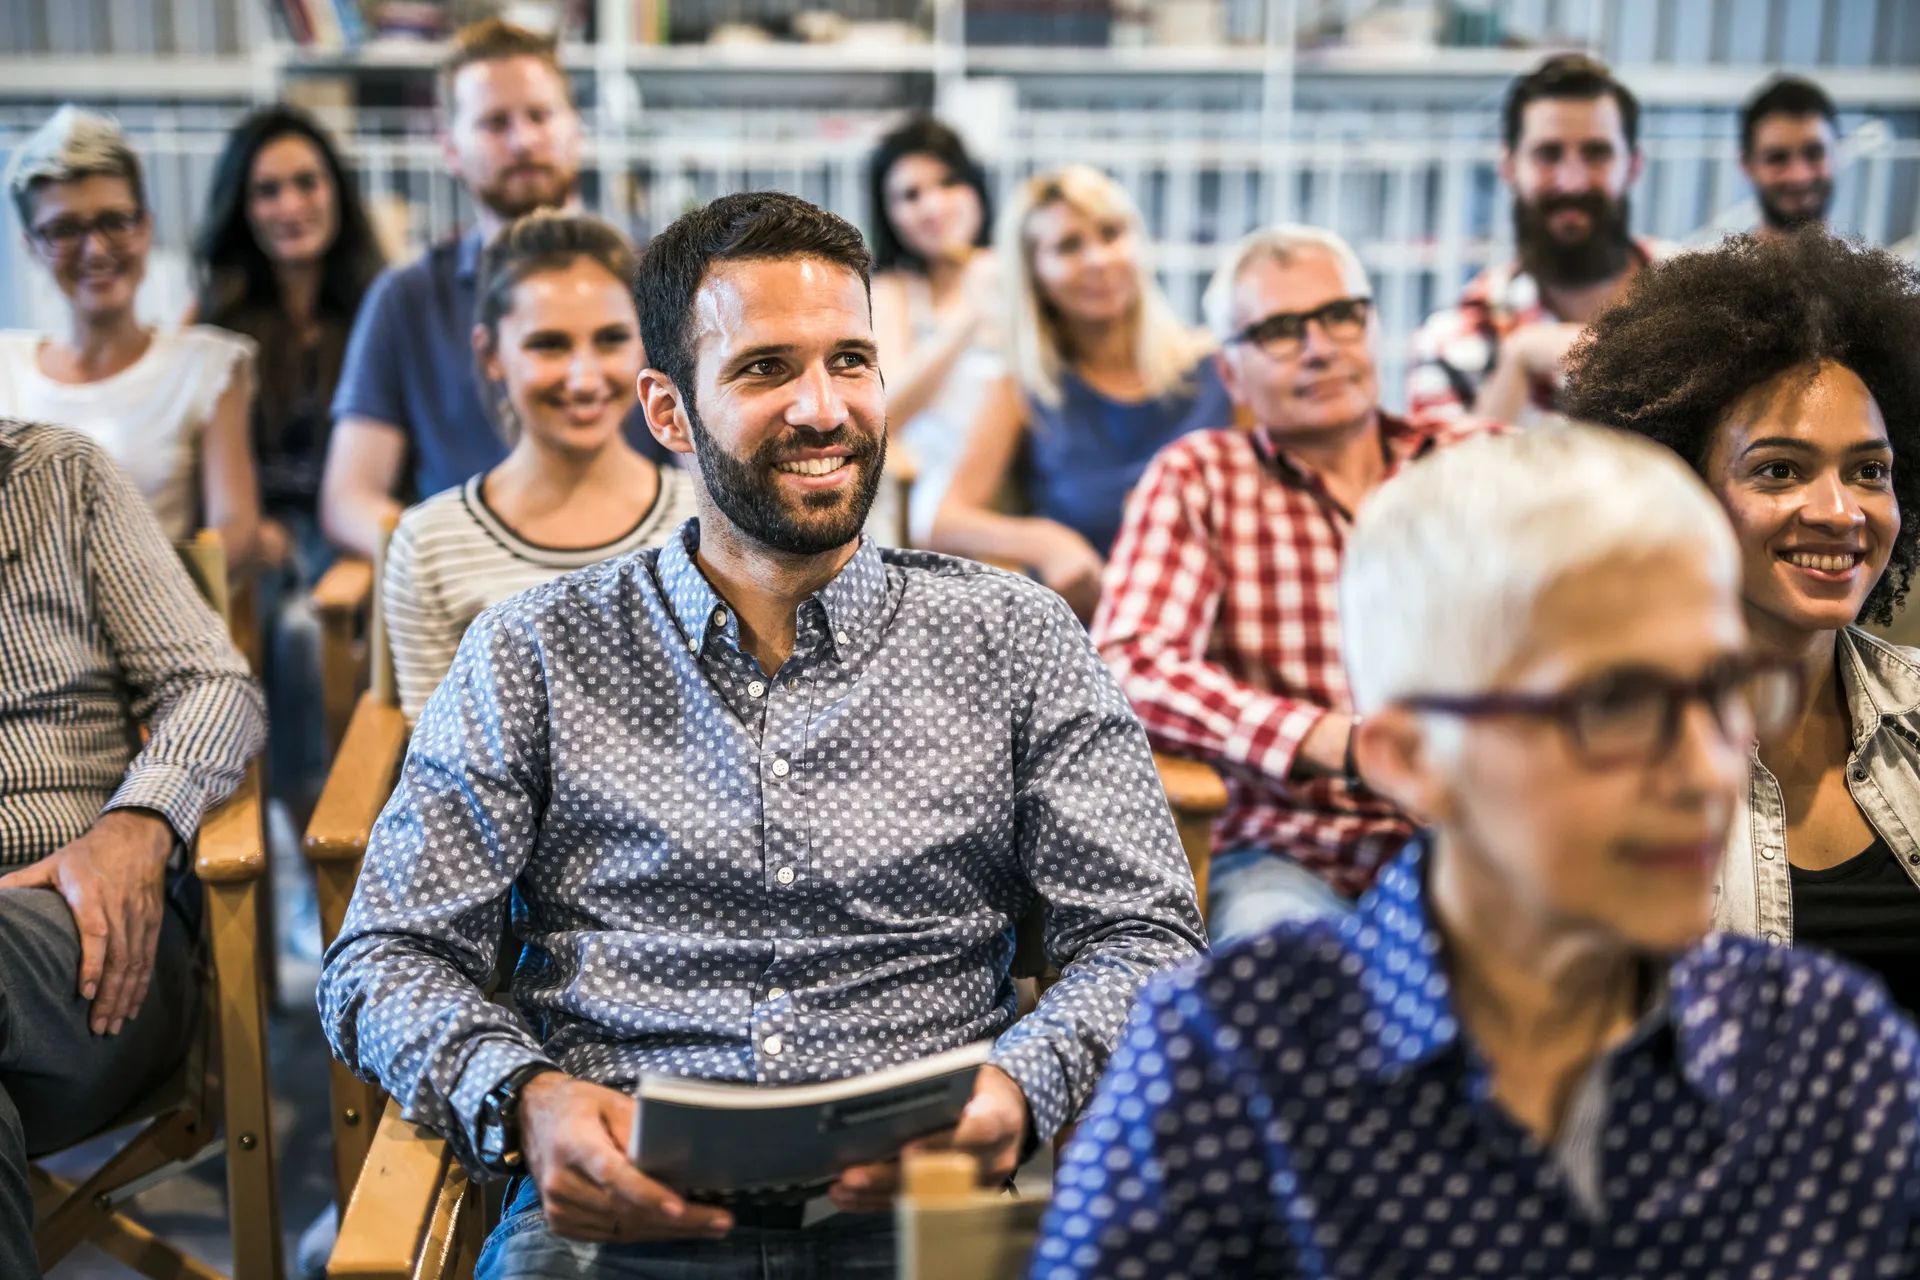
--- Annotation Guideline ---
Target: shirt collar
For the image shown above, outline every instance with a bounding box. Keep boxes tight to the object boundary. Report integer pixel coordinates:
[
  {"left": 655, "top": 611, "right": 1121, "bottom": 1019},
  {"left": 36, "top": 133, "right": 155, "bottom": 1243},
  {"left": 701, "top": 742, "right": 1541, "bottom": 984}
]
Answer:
[
  {"left": 655, "top": 518, "right": 888, "bottom": 663},
  {"left": 1835, "top": 625, "right": 1920, "bottom": 751},
  {"left": 456, "top": 227, "right": 485, "bottom": 283},
  {"left": 1253, "top": 411, "right": 1437, "bottom": 491},
  {"left": 1347, "top": 837, "right": 1465, "bottom": 1078},
  {"left": 0, "top": 417, "right": 24, "bottom": 458}
]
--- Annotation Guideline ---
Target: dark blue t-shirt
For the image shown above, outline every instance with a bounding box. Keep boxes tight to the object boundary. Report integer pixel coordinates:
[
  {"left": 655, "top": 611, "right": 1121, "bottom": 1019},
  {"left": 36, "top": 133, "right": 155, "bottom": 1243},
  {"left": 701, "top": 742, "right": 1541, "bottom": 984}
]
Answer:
[
  {"left": 331, "top": 229, "right": 663, "bottom": 500},
  {"left": 1021, "top": 356, "right": 1231, "bottom": 557}
]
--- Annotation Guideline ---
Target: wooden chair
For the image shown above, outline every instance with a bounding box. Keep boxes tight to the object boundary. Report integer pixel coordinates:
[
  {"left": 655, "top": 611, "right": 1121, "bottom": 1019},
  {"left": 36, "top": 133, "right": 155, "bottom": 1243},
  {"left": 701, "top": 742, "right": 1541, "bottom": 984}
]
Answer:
[
  {"left": 313, "top": 555, "right": 376, "bottom": 761},
  {"left": 28, "top": 530, "right": 284, "bottom": 1279},
  {"left": 896, "top": 1151, "right": 1047, "bottom": 1280}
]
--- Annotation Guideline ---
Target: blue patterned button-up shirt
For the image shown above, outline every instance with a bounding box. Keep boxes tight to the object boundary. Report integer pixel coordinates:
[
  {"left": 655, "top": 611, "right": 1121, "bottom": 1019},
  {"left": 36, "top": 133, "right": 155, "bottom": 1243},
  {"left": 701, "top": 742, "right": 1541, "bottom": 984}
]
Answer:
[
  {"left": 319, "top": 520, "right": 1205, "bottom": 1175},
  {"left": 1034, "top": 840, "right": 1920, "bottom": 1279}
]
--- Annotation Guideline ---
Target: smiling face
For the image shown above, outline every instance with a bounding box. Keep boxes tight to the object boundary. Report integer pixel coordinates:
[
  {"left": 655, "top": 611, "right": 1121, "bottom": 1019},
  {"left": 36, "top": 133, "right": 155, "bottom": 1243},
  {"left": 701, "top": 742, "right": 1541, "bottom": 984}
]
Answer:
[
  {"left": 246, "top": 133, "right": 338, "bottom": 269},
  {"left": 444, "top": 55, "right": 582, "bottom": 220},
  {"left": 1421, "top": 548, "right": 1751, "bottom": 953},
  {"left": 26, "top": 174, "right": 150, "bottom": 320},
  {"left": 480, "top": 256, "right": 641, "bottom": 460},
  {"left": 1703, "top": 360, "right": 1897, "bottom": 642},
  {"left": 660, "top": 257, "right": 887, "bottom": 556},
  {"left": 1217, "top": 247, "right": 1379, "bottom": 442},
  {"left": 883, "top": 151, "right": 983, "bottom": 267},
  {"left": 1503, "top": 95, "right": 1641, "bottom": 286},
  {"left": 1743, "top": 113, "right": 1837, "bottom": 231},
  {"left": 1025, "top": 198, "right": 1139, "bottom": 328}
]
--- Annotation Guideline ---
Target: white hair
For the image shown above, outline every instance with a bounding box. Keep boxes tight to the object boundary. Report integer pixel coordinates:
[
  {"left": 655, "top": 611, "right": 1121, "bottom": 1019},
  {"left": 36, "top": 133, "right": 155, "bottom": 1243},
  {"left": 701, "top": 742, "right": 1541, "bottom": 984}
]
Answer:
[
  {"left": 5, "top": 104, "right": 144, "bottom": 225},
  {"left": 1201, "top": 223, "right": 1372, "bottom": 341},
  {"left": 1340, "top": 425, "right": 1741, "bottom": 715}
]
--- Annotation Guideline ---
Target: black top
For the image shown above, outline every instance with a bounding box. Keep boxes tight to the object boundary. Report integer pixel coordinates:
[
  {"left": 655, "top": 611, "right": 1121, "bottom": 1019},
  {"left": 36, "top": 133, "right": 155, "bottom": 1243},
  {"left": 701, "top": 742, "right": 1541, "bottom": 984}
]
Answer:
[
  {"left": 1791, "top": 835, "right": 1920, "bottom": 1021},
  {"left": 205, "top": 302, "right": 348, "bottom": 516}
]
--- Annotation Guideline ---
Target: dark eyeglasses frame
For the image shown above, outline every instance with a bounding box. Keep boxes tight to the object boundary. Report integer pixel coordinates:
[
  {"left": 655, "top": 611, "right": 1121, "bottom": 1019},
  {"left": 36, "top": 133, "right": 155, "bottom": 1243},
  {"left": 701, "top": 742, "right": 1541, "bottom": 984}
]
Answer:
[
  {"left": 29, "top": 209, "right": 146, "bottom": 256},
  {"left": 1399, "top": 653, "right": 1802, "bottom": 768},
  {"left": 1227, "top": 296, "right": 1372, "bottom": 355}
]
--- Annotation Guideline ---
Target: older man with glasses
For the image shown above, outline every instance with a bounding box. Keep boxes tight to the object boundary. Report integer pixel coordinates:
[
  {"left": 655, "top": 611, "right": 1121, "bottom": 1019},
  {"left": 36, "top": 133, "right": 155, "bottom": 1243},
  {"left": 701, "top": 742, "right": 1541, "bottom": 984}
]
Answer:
[{"left": 1092, "top": 224, "right": 1489, "bottom": 945}]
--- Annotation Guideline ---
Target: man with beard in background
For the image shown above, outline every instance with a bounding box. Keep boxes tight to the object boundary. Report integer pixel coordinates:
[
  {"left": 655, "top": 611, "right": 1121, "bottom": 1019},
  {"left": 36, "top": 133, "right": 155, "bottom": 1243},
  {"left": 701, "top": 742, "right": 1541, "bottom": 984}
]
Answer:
[
  {"left": 1408, "top": 54, "right": 1664, "bottom": 425},
  {"left": 319, "top": 18, "right": 664, "bottom": 559},
  {"left": 1740, "top": 74, "right": 1839, "bottom": 240},
  {"left": 318, "top": 191, "right": 1204, "bottom": 1277}
]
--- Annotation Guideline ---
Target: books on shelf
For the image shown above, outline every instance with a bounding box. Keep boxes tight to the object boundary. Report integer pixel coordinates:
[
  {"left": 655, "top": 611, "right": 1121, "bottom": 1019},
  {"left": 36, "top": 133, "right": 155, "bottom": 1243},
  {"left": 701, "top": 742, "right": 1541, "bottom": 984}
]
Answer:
[{"left": 627, "top": 1041, "right": 991, "bottom": 1198}]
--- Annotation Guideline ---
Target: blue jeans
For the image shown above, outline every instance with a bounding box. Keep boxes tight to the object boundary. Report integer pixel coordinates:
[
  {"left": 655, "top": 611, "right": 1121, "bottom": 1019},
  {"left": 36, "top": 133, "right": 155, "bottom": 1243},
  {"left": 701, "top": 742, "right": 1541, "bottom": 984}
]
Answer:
[
  {"left": 475, "top": 1178, "right": 897, "bottom": 1280},
  {"left": 1206, "top": 845, "right": 1354, "bottom": 946}
]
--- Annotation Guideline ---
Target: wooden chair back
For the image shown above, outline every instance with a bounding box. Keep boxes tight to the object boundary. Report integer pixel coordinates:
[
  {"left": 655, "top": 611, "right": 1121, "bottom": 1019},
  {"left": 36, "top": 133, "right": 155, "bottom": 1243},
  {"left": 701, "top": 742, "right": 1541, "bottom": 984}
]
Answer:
[
  {"left": 29, "top": 529, "right": 284, "bottom": 1279},
  {"left": 895, "top": 1151, "right": 1046, "bottom": 1280}
]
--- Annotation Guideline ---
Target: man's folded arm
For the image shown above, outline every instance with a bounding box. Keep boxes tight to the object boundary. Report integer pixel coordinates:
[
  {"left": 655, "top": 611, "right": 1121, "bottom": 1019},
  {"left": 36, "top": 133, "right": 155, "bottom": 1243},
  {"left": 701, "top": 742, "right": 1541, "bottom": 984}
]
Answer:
[{"left": 318, "top": 608, "right": 556, "bottom": 1174}]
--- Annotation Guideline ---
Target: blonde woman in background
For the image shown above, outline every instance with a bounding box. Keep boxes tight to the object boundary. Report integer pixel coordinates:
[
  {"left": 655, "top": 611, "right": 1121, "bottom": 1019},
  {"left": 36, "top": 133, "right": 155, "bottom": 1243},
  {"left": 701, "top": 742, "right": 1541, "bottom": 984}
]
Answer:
[
  {"left": 928, "top": 164, "right": 1227, "bottom": 618},
  {"left": 1, "top": 106, "right": 259, "bottom": 565},
  {"left": 382, "top": 213, "right": 695, "bottom": 720}
]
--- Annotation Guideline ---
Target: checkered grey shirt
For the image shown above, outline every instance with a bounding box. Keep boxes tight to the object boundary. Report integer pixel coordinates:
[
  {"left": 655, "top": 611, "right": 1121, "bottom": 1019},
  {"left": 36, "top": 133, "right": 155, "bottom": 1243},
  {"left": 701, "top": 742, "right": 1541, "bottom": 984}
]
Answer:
[
  {"left": 320, "top": 520, "right": 1206, "bottom": 1177},
  {"left": 0, "top": 418, "right": 264, "bottom": 863}
]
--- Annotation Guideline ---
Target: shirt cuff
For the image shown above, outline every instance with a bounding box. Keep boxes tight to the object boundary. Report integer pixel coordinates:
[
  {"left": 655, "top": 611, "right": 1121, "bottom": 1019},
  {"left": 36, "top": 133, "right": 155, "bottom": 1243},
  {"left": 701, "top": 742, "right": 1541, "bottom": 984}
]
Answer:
[
  {"left": 445, "top": 1036, "right": 558, "bottom": 1179},
  {"left": 989, "top": 1034, "right": 1071, "bottom": 1144},
  {"left": 105, "top": 763, "right": 203, "bottom": 850},
  {"left": 1236, "top": 698, "right": 1330, "bottom": 785}
]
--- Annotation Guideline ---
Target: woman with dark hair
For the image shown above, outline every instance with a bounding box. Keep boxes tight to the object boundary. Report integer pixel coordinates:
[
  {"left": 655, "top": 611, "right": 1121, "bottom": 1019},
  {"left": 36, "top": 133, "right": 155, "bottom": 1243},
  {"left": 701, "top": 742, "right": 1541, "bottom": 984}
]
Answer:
[
  {"left": 195, "top": 103, "right": 385, "bottom": 571},
  {"left": 381, "top": 212, "right": 694, "bottom": 720},
  {"left": 865, "top": 116, "right": 1003, "bottom": 544},
  {"left": 1564, "top": 229, "right": 1920, "bottom": 1018}
]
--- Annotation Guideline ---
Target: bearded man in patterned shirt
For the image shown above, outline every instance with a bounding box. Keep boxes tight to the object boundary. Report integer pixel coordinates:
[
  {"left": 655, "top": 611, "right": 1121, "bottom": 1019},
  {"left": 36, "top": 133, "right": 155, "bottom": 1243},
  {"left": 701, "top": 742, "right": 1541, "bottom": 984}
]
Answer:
[{"left": 318, "top": 191, "right": 1204, "bottom": 1279}]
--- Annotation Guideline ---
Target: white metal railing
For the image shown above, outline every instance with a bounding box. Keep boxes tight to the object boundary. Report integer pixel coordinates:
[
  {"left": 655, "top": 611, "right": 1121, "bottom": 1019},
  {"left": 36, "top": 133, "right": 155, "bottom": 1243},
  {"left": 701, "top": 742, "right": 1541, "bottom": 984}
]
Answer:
[{"left": 3, "top": 104, "right": 1916, "bottom": 409}]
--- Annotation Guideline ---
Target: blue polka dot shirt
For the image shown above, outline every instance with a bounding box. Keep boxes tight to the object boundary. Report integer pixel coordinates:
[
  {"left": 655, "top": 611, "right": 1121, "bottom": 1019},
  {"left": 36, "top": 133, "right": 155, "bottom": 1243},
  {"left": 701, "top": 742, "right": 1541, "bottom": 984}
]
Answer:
[
  {"left": 1034, "top": 839, "right": 1920, "bottom": 1278},
  {"left": 318, "top": 520, "right": 1206, "bottom": 1176}
]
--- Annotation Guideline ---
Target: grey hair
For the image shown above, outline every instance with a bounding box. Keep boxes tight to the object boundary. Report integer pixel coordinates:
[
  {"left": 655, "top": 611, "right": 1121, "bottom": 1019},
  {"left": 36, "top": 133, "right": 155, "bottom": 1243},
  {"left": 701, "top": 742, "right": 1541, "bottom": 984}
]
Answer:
[
  {"left": 1340, "top": 425, "right": 1741, "bottom": 716},
  {"left": 5, "top": 105, "right": 145, "bottom": 226},
  {"left": 1202, "top": 223, "right": 1371, "bottom": 340}
]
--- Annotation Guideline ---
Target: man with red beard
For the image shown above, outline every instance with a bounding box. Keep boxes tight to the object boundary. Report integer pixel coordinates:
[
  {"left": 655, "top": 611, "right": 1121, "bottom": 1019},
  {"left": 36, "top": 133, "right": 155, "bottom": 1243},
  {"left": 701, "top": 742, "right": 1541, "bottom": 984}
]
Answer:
[
  {"left": 1740, "top": 74, "right": 1839, "bottom": 240},
  {"left": 1408, "top": 54, "right": 1664, "bottom": 426},
  {"left": 320, "top": 18, "right": 663, "bottom": 560}
]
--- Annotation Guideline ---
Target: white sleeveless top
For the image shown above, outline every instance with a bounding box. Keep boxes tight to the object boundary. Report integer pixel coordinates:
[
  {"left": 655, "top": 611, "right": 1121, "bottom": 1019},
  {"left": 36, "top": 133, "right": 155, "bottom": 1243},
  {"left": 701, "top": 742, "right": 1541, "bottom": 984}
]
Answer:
[{"left": 0, "top": 326, "right": 255, "bottom": 541}]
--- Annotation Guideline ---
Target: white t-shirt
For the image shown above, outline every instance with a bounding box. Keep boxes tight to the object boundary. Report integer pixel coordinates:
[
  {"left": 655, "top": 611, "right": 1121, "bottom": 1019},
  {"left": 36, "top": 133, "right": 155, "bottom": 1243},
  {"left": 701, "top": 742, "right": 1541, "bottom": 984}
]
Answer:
[
  {"left": 0, "top": 326, "right": 255, "bottom": 541},
  {"left": 384, "top": 466, "right": 698, "bottom": 720}
]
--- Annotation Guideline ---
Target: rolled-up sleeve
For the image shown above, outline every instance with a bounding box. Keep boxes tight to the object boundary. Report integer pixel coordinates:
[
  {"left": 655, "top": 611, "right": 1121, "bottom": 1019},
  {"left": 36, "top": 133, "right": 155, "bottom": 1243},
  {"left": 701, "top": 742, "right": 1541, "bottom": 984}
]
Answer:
[
  {"left": 990, "top": 588, "right": 1207, "bottom": 1141},
  {"left": 317, "top": 606, "right": 556, "bottom": 1174},
  {"left": 86, "top": 449, "right": 264, "bottom": 843}
]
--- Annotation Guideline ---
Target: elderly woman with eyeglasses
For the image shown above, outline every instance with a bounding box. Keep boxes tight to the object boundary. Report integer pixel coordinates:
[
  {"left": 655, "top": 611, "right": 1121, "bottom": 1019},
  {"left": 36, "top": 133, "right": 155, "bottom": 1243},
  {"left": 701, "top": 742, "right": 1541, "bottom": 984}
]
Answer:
[
  {"left": 1030, "top": 427, "right": 1920, "bottom": 1279},
  {"left": 1565, "top": 231, "right": 1920, "bottom": 1020},
  {"left": 0, "top": 105, "right": 258, "bottom": 565}
]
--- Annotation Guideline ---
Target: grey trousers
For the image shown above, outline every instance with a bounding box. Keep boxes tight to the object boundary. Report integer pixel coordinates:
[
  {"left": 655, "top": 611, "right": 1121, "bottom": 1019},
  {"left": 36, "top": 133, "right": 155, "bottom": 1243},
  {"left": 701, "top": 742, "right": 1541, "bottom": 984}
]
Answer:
[{"left": 0, "top": 884, "right": 201, "bottom": 1280}]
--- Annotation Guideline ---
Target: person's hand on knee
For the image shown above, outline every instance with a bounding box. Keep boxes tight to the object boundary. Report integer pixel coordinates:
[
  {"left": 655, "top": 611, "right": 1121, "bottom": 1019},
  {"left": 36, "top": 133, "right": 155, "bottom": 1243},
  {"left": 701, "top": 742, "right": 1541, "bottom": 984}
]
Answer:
[
  {"left": 520, "top": 1073, "right": 735, "bottom": 1243},
  {"left": 0, "top": 808, "right": 172, "bottom": 1036}
]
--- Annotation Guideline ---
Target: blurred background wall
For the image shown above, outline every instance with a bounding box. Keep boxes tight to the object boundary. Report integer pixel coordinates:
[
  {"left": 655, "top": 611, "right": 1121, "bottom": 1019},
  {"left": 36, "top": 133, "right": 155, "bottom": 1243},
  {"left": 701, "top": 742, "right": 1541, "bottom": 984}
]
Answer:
[{"left": 2, "top": 0, "right": 1916, "bottom": 411}]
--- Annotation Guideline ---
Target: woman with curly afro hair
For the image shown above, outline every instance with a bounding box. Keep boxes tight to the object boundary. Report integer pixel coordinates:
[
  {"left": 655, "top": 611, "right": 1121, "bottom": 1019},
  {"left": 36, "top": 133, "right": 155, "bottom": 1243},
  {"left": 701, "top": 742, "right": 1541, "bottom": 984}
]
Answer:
[{"left": 1563, "top": 229, "right": 1920, "bottom": 1017}]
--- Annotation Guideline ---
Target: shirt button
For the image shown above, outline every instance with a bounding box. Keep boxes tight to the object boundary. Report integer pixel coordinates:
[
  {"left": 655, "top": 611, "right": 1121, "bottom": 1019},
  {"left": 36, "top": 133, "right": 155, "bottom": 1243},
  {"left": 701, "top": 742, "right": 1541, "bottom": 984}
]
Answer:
[
  {"left": 776, "top": 866, "right": 795, "bottom": 885},
  {"left": 763, "top": 1034, "right": 784, "bottom": 1056},
  {"left": 1850, "top": 763, "right": 1867, "bottom": 782},
  {"left": 835, "top": 630, "right": 850, "bottom": 646},
  {"left": 714, "top": 608, "right": 730, "bottom": 628},
  {"left": 788, "top": 679, "right": 800, "bottom": 692},
  {"left": 687, "top": 637, "right": 700, "bottom": 653},
  {"left": 771, "top": 758, "right": 791, "bottom": 778},
  {"left": 1760, "top": 847, "right": 1775, "bottom": 861},
  {"left": 748, "top": 680, "right": 766, "bottom": 698},
  {"left": 767, "top": 986, "right": 787, "bottom": 1001},
  {"left": 1765, "top": 931, "right": 1782, "bottom": 944}
]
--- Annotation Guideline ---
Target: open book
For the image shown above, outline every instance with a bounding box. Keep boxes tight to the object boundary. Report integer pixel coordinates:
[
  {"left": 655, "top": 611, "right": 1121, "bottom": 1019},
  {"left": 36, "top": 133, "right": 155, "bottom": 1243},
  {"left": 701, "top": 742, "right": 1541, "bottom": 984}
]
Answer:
[{"left": 627, "top": 1041, "right": 992, "bottom": 1198}]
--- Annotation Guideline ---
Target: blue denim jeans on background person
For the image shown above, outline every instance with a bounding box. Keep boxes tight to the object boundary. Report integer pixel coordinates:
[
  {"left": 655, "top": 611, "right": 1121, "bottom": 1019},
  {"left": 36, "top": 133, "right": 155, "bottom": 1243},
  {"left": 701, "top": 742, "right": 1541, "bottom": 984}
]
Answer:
[
  {"left": 475, "top": 1178, "right": 897, "bottom": 1280},
  {"left": 1206, "top": 845, "right": 1355, "bottom": 947}
]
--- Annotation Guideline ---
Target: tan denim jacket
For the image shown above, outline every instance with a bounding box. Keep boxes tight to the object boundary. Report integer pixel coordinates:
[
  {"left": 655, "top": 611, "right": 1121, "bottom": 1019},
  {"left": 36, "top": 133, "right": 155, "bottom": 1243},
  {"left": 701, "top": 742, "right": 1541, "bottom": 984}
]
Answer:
[{"left": 1716, "top": 626, "right": 1920, "bottom": 941}]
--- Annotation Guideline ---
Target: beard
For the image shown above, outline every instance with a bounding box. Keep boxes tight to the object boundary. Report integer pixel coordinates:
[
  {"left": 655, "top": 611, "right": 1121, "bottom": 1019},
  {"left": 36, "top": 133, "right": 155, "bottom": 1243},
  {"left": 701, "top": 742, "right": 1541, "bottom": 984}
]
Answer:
[
  {"left": 1513, "top": 191, "right": 1635, "bottom": 288},
  {"left": 474, "top": 163, "right": 578, "bottom": 221},
  {"left": 1757, "top": 179, "right": 1834, "bottom": 232},
  {"left": 684, "top": 403, "right": 886, "bottom": 557}
]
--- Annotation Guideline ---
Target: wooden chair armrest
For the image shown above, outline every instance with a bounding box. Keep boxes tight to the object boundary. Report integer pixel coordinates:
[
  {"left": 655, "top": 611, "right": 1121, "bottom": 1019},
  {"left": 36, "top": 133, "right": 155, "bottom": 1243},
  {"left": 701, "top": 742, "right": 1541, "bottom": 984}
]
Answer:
[
  {"left": 305, "top": 693, "right": 410, "bottom": 867},
  {"left": 328, "top": 1099, "right": 466, "bottom": 1280},
  {"left": 312, "top": 556, "right": 374, "bottom": 621},
  {"left": 195, "top": 763, "right": 266, "bottom": 885},
  {"left": 1153, "top": 753, "right": 1228, "bottom": 818}
]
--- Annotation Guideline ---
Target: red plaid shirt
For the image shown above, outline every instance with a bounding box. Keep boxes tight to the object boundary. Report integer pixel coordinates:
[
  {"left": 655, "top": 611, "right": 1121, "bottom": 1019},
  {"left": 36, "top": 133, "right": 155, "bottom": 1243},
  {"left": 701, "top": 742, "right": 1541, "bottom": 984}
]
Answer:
[
  {"left": 1093, "top": 412, "right": 1487, "bottom": 898},
  {"left": 1406, "top": 238, "right": 1667, "bottom": 422}
]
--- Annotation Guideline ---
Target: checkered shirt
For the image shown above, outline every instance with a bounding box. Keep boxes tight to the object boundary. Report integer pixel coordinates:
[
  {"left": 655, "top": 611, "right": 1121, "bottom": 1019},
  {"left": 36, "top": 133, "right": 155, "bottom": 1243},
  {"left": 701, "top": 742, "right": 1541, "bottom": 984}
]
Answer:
[{"left": 1091, "top": 413, "right": 1488, "bottom": 899}]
